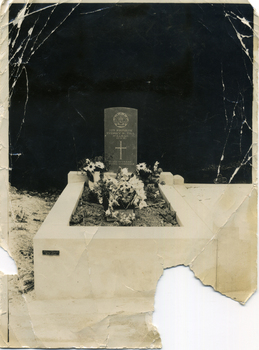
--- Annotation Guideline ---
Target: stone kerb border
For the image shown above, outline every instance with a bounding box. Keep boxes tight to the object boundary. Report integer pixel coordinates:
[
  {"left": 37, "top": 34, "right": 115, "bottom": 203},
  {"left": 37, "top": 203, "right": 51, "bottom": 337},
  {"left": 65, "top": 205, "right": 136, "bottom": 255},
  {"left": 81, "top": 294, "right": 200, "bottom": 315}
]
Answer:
[{"left": 34, "top": 171, "right": 253, "bottom": 300}]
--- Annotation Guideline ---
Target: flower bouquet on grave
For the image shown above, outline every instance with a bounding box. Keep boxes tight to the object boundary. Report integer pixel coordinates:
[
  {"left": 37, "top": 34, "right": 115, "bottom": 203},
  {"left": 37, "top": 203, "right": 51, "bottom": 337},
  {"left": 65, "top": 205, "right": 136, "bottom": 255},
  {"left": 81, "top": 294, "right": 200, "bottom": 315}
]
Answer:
[
  {"left": 90, "top": 167, "right": 147, "bottom": 226},
  {"left": 80, "top": 156, "right": 106, "bottom": 183},
  {"left": 136, "top": 161, "right": 165, "bottom": 202},
  {"left": 136, "top": 161, "right": 163, "bottom": 186}
]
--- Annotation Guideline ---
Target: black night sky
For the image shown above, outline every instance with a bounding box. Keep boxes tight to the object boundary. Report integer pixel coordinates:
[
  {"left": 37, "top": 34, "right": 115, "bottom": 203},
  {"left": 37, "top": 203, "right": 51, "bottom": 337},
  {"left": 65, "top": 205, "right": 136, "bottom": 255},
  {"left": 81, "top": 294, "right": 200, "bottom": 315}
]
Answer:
[{"left": 9, "top": 3, "right": 253, "bottom": 190}]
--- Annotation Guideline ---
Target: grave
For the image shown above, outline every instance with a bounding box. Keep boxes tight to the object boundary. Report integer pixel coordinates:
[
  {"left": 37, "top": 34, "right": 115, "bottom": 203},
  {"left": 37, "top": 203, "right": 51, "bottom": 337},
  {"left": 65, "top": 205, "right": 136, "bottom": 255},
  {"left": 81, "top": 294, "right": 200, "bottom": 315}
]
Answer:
[
  {"left": 32, "top": 108, "right": 256, "bottom": 346},
  {"left": 33, "top": 173, "right": 256, "bottom": 302},
  {"left": 33, "top": 107, "right": 256, "bottom": 303},
  {"left": 104, "top": 107, "right": 137, "bottom": 172}
]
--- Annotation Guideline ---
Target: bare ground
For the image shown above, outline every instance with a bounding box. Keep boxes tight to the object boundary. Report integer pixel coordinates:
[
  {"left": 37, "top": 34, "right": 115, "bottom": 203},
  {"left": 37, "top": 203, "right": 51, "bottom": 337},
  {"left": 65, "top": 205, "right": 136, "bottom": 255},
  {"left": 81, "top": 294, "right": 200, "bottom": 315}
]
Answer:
[{"left": 8, "top": 186, "right": 60, "bottom": 295}]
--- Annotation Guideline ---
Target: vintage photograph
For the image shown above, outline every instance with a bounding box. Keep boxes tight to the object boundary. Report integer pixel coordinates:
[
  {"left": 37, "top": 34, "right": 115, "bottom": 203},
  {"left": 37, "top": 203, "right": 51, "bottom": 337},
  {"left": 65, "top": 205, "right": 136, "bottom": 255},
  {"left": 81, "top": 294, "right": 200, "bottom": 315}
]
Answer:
[{"left": 0, "top": 1, "right": 257, "bottom": 348}]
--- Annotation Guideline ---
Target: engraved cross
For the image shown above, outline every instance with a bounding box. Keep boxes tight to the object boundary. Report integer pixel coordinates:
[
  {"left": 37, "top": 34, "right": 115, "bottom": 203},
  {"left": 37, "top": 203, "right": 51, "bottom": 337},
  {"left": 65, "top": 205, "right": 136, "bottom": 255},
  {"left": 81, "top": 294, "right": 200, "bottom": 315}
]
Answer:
[{"left": 115, "top": 141, "right": 127, "bottom": 160}]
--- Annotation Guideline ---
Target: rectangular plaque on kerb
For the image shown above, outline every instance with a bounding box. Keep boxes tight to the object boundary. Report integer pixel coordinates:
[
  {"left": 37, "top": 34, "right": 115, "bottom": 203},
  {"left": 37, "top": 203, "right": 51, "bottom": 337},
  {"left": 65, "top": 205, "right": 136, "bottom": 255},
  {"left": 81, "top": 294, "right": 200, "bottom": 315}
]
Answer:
[
  {"left": 104, "top": 107, "right": 138, "bottom": 173},
  {"left": 42, "top": 250, "right": 60, "bottom": 256}
]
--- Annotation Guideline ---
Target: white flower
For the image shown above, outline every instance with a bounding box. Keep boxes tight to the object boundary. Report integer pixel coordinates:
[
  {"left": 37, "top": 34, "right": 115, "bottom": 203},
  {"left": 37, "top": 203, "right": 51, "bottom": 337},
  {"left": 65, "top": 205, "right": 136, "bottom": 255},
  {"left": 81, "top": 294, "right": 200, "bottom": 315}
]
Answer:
[
  {"left": 105, "top": 209, "right": 111, "bottom": 216},
  {"left": 85, "top": 162, "right": 95, "bottom": 173},
  {"left": 121, "top": 168, "right": 128, "bottom": 176},
  {"left": 85, "top": 158, "right": 90, "bottom": 165},
  {"left": 136, "top": 162, "right": 147, "bottom": 171},
  {"left": 106, "top": 177, "right": 117, "bottom": 185},
  {"left": 133, "top": 197, "right": 139, "bottom": 206},
  {"left": 139, "top": 200, "right": 147, "bottom": 210},
  {"left": 109, "top": 198, "right": 118, "bottom": 208},
  {"left": 95, "top": 161, "right": 105, "bottom": 169},
  {"left": 112, "top": 211, "right": 119, "bottom": 218},
  {"left": 154, "top": 161, "right": 159, "bottom": 171}
]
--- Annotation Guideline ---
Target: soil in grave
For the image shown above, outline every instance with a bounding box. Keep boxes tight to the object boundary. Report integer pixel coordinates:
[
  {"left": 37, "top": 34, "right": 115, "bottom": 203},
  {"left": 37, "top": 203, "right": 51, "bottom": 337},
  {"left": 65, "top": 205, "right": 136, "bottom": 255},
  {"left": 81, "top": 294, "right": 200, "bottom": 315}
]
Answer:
[{"left": 70, "top": 185, "right": 179, "bottom": 227}]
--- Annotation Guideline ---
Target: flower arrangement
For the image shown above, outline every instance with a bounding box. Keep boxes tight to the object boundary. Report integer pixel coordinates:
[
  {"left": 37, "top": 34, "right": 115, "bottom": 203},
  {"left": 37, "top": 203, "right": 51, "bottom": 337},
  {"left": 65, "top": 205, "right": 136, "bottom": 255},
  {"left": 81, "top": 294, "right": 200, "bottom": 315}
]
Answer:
[
  {"left": 79, "top": 156, "right": 105, "bottom": 182},
  {"left": 136, "top": 161, "right": 163, "bottom": 186},
  {"left": 78, "top": 157, "right": 164, "bottom": 225},
  {"left": 91, "top": 167, "right": 147, "bottom": 225}
]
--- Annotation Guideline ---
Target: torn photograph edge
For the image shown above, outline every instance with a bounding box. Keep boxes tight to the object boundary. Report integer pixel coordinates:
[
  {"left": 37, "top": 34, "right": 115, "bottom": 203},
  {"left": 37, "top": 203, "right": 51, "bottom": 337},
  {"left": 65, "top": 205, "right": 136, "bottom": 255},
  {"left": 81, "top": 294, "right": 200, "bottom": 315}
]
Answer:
[{"left": 0, "top": 0, "right": 258, "bottom": 348}]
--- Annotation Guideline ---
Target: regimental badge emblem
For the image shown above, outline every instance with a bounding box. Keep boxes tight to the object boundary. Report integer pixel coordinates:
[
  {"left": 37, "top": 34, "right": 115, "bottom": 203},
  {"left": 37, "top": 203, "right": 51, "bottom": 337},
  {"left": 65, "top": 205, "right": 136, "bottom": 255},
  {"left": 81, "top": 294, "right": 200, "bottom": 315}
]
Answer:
[{"left": 113, "top": 112, "right": 129, "bottom": 128}]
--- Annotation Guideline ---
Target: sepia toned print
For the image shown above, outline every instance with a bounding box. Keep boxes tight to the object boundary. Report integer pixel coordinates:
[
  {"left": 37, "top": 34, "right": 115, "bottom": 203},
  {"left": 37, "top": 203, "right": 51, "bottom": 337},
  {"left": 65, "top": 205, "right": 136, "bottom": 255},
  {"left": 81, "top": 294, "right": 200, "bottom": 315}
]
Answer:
[{"left": 0, "top": 0, "right": 257, "bottom": 348}]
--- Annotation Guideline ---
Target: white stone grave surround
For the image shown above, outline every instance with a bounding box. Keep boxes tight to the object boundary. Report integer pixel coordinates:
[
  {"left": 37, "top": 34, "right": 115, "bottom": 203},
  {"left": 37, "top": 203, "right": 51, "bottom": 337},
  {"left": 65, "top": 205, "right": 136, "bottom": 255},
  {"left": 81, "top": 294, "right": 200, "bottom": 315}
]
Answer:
[
  {"left": 34, "top": 172, "right": 256, "bottom": 301},
  {"left": 31, "top": 172, "right": 256, "bottom": 346}
]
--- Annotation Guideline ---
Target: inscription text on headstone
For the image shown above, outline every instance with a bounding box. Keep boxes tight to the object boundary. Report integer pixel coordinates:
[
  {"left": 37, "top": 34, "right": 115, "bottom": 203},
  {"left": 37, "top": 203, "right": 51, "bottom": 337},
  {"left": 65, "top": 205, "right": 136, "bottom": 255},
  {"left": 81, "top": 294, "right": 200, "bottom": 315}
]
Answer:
[{"left": 104, "top": 107, "right": 137, "bottom": 172}]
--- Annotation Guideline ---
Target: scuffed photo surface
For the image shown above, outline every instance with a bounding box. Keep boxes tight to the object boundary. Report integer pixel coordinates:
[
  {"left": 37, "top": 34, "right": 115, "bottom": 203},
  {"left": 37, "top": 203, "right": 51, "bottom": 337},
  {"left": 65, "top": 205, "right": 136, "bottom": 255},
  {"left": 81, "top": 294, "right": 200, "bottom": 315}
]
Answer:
[
  {"left": 9, "top": 3, "right": 253, "bottom": 189},
  {"left": 1, "top": 2, "right": 257, "bottom": 348}
]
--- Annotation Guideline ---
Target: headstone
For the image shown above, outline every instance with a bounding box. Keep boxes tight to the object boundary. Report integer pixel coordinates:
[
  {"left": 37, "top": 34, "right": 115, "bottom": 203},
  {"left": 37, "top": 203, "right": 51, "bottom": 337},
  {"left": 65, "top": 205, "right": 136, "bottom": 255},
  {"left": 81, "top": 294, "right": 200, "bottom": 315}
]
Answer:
[{"left": 104, "top": 107, "right": 137, "bottom": 172}]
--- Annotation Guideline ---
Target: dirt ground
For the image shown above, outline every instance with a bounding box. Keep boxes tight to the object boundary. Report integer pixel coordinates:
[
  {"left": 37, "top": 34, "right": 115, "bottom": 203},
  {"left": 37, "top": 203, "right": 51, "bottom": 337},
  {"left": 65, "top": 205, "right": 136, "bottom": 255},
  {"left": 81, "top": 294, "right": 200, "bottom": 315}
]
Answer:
[{"left": 8, "top": 186, "right": 60, "bottom": 295}]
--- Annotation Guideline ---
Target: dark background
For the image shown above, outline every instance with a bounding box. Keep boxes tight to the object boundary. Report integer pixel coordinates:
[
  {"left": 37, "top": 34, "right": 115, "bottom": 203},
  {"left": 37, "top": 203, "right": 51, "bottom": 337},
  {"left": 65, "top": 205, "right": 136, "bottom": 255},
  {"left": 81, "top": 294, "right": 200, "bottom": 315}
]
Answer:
[{"left": 9, "top": 3, "right": 253, "bottom": 190}]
